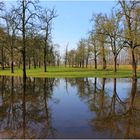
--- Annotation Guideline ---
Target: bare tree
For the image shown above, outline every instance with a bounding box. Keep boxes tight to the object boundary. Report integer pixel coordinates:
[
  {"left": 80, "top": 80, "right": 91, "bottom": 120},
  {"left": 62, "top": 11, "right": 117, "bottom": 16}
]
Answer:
[
  {"left": 0, "top": 28, "right": 6, "bottom": 70},
  {"left": 40, "top": 8, "right": 57, "bottom": 72},
  {"left": 14, "top": 0, "right": 39, "bottom": 78},
  {"left": 3, "top": 8, "right": 20, "bottom": 73},
  {"left": 0, "top": 1, "right": 5, "bottom": 70}
]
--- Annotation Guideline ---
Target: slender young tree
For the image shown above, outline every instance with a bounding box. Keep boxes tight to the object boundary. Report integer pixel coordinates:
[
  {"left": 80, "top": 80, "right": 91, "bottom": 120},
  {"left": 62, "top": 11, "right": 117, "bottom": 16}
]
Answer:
[
  {"left": 102, "top": 11, "right": 124, "bottom": 72},
  {"left": 3, "top": 8, "right": 19, "bottom": 73},
  {"left": 90, "top": 34, "right": 100, "bottom": 69},
  {"left": 91, "top": 13, "right": 107, "bottom": 70},
  {"left": 40, "top": 8, "right": 57, "bottom": 72}
]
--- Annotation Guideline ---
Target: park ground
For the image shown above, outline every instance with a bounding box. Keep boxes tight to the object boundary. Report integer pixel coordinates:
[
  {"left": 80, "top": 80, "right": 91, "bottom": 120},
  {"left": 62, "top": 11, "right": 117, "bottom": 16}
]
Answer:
[{"left": 0, "top": 65, "right": 140, "bottom": 78}]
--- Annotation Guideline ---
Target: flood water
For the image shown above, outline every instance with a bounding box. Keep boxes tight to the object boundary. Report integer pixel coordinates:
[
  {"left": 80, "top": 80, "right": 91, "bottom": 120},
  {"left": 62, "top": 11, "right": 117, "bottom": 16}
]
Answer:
[{"left": 0, "top": 76, "right": 140, "bottom": 139}]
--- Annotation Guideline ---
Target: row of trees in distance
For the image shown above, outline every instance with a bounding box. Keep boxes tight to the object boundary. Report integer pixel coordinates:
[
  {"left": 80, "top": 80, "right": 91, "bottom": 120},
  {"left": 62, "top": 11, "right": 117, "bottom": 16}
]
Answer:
[{"left": 64, "top": 0, "right": 140, "bottom": 78}]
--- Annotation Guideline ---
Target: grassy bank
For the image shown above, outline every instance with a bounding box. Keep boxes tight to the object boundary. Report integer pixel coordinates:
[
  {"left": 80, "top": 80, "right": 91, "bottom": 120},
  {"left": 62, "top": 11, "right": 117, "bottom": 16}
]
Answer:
[{"left": 0, "top": 65, "right": 140, "bottom": 78}]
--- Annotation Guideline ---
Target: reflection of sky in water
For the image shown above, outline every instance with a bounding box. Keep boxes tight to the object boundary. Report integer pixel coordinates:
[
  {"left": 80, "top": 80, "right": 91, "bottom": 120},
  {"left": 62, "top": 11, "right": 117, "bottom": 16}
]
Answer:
[
  {"left": 85, "top": 78, "right": 132, "bottom": 100},
  {"left": 104, "top": 79, "right": 132, "bottom": 100},
  {"left": 50, "top": 79, "right": 94, "bottom": 138}
]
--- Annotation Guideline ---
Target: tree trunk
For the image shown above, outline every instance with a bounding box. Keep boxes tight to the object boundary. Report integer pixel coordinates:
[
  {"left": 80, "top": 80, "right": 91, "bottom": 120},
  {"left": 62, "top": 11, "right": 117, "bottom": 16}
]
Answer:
[
  {"left": 95, "top": 56, "right": 97, "bottom": 69},
  {"left": 44, "top": 47, "right": 47, "bottom": 72},
  {"left": 82, "top": 60, "right": 84, "bottom": 68},
  {"left": 34, "top": 59, "right": 36, "bottom": 69},
  {"left": 28, "top": 57, "right": 31, "bottom": 69},
  {"left": 65, "top": 59, "right": 67, "bottom": 67},
  {"left": 34, "top": 57, "right": 36, "bottom": 69},
  {"left": 1, "top": 46, "right": 4, "bottom": 70},
  {"left": 22, "top": 50, "right": 26, "bottom": 79},
  {"left": 86, "top": 57, "right": 88, "bottom": 68},
  {"left": 11, "top": 61, "right": 14, "bottom": 73},
  {"left": 103, "top": 57, "right": 106, "bottom": 70},
  {"left": 11, "top": 45, "right": 14, "bottom": 73},
  {"left": 114, "top": 55, "right": 117, "bottom": 72},
  {"left": 22, "top": 0, "right": 26, "bottom": 79},
  {"left": 131, "top": 49, "right": 137, "bottom": 78},
  {"left": 102, "top": 46, "right": 106, "bottom": 70},
  {"left": 44, "top": 26, "right": 49, "bottom": 72}
]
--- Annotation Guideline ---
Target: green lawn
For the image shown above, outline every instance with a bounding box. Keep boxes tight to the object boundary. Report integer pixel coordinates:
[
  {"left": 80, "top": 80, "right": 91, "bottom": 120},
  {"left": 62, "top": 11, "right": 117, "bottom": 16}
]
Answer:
[{"left": 0, "top": 65, "right": 140, "bottom": 78}]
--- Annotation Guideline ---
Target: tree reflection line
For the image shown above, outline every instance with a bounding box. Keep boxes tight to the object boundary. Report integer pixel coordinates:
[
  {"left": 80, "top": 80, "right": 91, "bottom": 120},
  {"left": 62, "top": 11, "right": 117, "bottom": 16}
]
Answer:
[
  {"left": 66, "top": 77, "right": 140, "bottom": 138},
  {"left": 0, "top": 76, "right": 56, "bottom": 139}
]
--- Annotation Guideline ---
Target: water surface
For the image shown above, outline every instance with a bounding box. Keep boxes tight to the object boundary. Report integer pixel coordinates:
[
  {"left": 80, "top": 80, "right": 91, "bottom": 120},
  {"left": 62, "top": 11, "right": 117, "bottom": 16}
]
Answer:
[{"left": 0, "top": 76, "right": 140, "bottom": 138}]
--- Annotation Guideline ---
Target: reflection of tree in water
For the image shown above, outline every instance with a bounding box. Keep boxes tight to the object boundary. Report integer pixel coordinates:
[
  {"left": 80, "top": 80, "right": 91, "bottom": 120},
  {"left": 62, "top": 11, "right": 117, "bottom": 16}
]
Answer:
[
  {"left": 89, "top": 78, "right": 140, "bottom": 138},
  {"left": 123, "top": 79, "right": 140, "bottom": 139},
  {"left": 42, "top": 78, "right": 56, "bottom": 138},
  {"left": 0, "top": 76, "right": 57, "bottom": 139},
  {"left": 0, "top": 76, "right": 22, "bottom": 138},
  {"left": 66, "top": 77, "right": 140, "bottom": 138},
  {"left": 90, "top": 78, "right": 124, "bottom": 138},
  {"left": 67, "top": 78, "right": 101, "bottom": 101}
]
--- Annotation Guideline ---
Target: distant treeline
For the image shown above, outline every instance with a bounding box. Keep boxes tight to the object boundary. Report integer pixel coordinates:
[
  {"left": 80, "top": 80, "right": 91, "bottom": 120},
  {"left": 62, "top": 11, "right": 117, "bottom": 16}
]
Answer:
[{"left": 64, "top": 1, "right": 140, "bottom": 78}]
